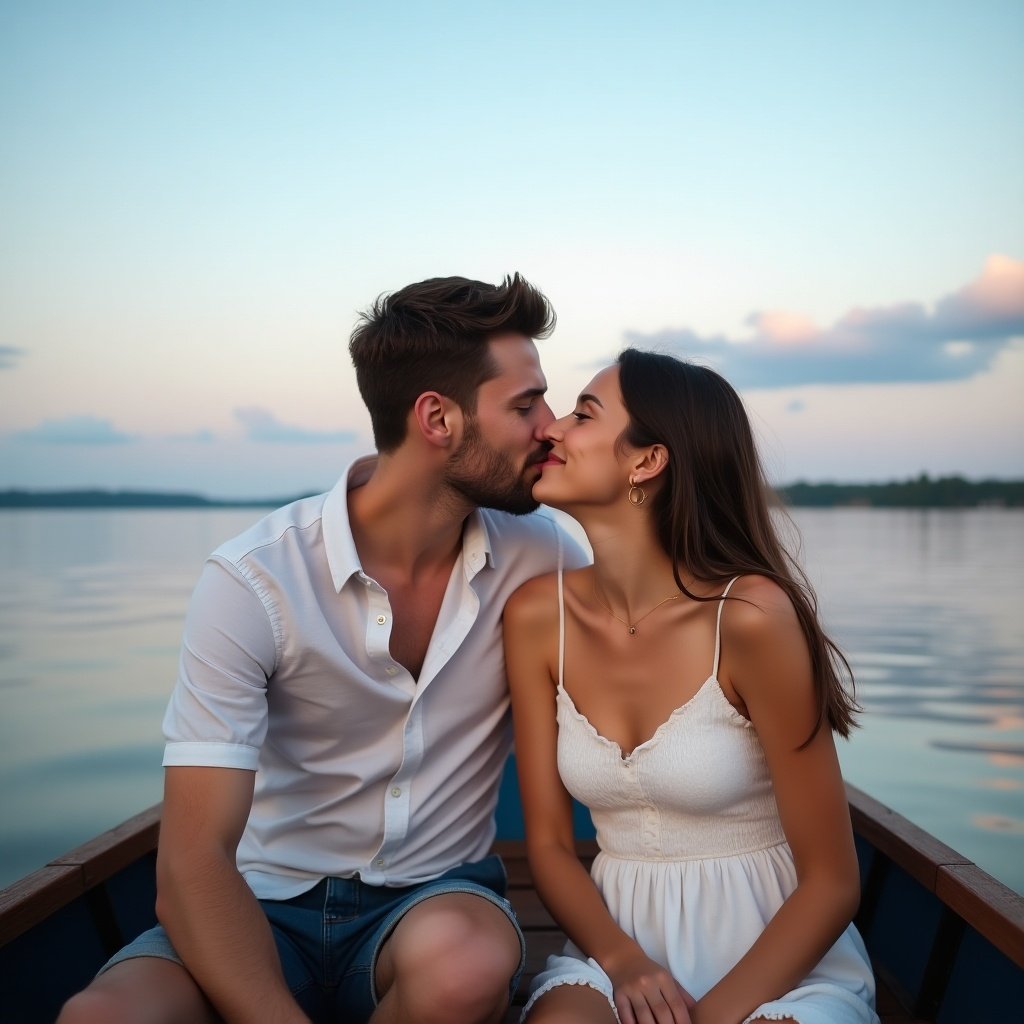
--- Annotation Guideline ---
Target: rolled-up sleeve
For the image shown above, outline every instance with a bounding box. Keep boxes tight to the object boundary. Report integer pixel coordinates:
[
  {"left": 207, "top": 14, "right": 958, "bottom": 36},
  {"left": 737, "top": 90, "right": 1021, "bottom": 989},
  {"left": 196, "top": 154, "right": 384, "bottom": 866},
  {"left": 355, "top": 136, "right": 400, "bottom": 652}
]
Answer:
[{"left": 162, "top": 555, "right": 278, "bottom": 771}]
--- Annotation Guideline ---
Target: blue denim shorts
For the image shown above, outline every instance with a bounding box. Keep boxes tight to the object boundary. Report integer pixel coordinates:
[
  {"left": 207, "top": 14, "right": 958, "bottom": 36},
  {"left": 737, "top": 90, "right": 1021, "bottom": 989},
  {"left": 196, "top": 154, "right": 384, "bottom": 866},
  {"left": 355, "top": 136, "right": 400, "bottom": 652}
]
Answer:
[{"left": 100, "top": 854, "right": 524, "bottom": 1023}]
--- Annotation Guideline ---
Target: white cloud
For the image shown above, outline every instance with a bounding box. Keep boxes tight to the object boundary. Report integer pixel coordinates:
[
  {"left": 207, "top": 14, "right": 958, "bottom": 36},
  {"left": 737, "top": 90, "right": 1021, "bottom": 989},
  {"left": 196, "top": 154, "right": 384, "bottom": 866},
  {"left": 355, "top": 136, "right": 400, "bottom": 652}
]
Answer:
[
  {"left": 233, "top": 407, "right": 359, "bottom": 444},
  {"left": 0, "top": 346, "right": 26, "bottom": 370},
  {"left": 13, "top": 415, "right": 136, "bottom": 445}
]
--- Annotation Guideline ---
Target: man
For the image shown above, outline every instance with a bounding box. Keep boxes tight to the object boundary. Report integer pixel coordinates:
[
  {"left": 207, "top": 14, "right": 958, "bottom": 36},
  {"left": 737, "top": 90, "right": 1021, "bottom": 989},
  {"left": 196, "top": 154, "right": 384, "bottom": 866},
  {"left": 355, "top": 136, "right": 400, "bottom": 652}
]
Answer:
[{"left": 59, "top": 274, "right": 586, "bottom": 1024}]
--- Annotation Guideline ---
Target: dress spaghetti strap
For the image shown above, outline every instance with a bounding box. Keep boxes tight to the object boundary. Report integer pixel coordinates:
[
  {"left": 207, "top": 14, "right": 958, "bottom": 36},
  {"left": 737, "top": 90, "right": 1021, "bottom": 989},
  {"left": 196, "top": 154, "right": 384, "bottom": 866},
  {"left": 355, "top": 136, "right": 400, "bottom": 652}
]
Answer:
[
  {"left": 557, "top": 568, "right": 566, "bottom": 688},
  {"left": 712, "top": 577, "right": 741, "bottom": 680}
]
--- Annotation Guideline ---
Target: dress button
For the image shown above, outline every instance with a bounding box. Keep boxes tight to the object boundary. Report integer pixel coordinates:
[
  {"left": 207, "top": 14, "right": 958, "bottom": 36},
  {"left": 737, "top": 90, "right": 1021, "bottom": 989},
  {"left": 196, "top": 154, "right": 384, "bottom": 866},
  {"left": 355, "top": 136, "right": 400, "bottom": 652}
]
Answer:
[
  {"left": 391, "top": 787, "right": 401, "bottom": 797},
  {"left": 376, "top": 614, "right": 387, "bottom": 625},
  {"left": 375, "top": 857, "right": 385, "bottom": 866},
  {"left": 385, "top": 666, "right": 398, "bottom": 677}
]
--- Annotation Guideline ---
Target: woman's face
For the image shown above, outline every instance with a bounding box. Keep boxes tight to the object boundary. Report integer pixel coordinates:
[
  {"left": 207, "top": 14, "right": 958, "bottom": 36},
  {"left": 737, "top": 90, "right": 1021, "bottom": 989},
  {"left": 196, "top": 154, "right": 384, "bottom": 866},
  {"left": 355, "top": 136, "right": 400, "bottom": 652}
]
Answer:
[{"left": 533, "top": 364, "right": 635, "bottom": 511}]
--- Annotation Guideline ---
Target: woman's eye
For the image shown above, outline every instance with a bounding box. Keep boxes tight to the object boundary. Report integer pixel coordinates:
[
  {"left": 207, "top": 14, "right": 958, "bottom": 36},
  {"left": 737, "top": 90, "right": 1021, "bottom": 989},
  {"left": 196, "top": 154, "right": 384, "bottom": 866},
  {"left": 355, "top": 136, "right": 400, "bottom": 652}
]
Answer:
[{"left": 572, "top": 412, "right": 590, "bottom": 422}]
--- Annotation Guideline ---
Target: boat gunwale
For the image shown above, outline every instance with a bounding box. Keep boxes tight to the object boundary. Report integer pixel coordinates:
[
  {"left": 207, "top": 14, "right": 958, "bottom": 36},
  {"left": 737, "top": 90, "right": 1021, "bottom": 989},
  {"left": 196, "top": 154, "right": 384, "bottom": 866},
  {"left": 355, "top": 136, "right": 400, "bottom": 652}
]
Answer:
[
  {"left": 1, "top": 784, "right": 1021, "bottom": 969},
  {"left": 846, "top": 783, "right": 1024, "bottom": 968},
  {"left": 0, "top": 803, "right": 161, "bottom": 947}
]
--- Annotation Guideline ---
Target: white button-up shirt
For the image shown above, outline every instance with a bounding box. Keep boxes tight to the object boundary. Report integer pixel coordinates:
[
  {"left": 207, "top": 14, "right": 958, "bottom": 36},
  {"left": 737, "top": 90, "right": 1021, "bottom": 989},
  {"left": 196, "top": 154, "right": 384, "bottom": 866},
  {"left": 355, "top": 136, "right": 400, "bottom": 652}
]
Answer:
[{"left": 163, "top": 456, "right": 585, "bottom": 899}]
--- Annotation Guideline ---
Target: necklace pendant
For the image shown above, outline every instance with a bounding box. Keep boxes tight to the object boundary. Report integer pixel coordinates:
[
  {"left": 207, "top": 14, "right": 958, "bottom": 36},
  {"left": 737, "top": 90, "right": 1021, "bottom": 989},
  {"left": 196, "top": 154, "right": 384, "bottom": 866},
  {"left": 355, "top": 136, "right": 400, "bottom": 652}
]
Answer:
[{"left": 628, "top": 625, "right": 638, "bottom": 636}]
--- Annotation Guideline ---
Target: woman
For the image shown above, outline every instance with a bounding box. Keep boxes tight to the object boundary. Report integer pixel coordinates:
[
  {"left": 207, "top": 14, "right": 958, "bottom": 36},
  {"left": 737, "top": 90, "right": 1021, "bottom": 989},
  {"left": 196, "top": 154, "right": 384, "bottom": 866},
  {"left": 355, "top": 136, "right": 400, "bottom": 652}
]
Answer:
[{"left": 503, "top": 350, "right": 877, "bottom": 1024}]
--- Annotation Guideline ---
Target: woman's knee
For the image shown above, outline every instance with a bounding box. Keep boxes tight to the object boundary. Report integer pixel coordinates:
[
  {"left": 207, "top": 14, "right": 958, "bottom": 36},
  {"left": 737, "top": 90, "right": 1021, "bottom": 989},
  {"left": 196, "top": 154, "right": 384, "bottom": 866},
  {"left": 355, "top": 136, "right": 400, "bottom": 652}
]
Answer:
[{"left": 525, "top": 984, "right": 618, "bottom": 1023}]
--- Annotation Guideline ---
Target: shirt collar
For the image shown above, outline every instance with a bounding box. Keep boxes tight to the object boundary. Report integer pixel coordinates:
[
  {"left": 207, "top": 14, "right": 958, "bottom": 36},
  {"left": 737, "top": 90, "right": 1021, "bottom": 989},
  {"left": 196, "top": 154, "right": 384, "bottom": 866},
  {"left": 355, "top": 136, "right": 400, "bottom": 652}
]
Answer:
[
  {"left": 322, "top": 455, "right": 496, "bottom": 593},
  {"left": 462, "top": 506, "right": 495, "bottom": 581},
  {"left": 322, "top": 455, "right": 376, "bottom": 593}
]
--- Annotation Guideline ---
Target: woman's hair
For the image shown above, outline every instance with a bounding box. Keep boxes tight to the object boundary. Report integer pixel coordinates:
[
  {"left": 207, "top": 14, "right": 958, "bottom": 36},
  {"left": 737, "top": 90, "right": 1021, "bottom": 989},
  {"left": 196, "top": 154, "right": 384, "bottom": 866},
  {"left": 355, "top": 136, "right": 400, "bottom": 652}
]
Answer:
[{"left": 616, "top": 347, "right": 858, "bottom": 742}]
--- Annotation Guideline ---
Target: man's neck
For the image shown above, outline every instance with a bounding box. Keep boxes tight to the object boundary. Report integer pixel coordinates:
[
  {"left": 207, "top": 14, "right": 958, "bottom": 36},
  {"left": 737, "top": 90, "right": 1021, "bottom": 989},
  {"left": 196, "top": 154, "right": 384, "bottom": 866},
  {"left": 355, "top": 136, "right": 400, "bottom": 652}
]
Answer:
[
  {"left": 347, "top": 450, "right": 473, "bottom": 585},
  {"left": 346, "top": 451, "right": 476, "bottom": 680}
]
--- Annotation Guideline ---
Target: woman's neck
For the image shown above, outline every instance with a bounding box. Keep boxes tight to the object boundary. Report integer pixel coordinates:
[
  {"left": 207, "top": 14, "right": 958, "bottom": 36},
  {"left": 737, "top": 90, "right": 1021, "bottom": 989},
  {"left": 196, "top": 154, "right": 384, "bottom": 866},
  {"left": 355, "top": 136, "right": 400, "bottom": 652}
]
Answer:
[{"left": 582, "top": 514, "right": 686, "bottom": 617}]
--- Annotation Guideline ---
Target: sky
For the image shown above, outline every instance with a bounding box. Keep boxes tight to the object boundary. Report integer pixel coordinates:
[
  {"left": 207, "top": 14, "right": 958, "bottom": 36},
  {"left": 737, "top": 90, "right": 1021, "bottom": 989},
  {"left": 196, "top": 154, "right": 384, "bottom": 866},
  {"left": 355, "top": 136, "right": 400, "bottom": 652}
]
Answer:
[{"left": 1, "top": 1, "right": 1022, "bottom": 498}]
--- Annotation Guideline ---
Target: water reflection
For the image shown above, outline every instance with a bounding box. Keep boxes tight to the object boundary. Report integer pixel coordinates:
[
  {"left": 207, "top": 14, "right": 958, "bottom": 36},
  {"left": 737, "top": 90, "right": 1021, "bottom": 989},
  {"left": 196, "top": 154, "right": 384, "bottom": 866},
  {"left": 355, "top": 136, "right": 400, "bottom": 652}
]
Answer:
[
  {"left": 791, "top": 508, "right": 1024, "bottom": 891},
  {"left": 0, "top": 507, "right": 1022, "bottom": 894},
  {"left": 0, "top": 509, "right": 264, "bottom": 889}
]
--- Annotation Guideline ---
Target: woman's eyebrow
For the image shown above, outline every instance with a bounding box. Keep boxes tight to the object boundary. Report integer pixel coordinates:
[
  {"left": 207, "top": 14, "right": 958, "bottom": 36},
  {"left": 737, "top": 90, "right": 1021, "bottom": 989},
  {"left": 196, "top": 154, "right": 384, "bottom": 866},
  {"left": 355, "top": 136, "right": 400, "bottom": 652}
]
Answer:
[{"left": 578, "top": 392, "right": 604, "bottom": 408}]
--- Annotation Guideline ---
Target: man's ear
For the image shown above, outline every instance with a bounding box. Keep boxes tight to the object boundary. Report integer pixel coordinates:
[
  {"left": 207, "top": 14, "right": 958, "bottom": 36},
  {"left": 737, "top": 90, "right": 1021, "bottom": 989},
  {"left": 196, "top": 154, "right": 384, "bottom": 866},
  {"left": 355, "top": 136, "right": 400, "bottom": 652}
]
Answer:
[
  {"left": 631, "top": 443, "right": 669, "bottom": 486},
  {"left": 411, "top": 392, "right": 463, "bottom": 450}
]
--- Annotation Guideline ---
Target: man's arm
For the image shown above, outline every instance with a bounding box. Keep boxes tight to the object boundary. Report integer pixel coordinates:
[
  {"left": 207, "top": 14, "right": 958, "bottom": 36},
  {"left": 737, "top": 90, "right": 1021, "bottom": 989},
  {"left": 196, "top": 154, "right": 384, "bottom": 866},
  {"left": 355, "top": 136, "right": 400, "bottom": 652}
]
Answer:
[{"left": 155, "top": 765, "right": 310, "bottom": 1024}]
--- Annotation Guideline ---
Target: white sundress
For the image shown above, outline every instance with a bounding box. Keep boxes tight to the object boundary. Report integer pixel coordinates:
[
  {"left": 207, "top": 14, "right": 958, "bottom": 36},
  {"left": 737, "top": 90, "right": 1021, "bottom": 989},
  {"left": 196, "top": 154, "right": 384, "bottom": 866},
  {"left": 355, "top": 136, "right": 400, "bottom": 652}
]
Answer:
[{"left": 522, "top": 574, "right": 878, "bottom": 1024}]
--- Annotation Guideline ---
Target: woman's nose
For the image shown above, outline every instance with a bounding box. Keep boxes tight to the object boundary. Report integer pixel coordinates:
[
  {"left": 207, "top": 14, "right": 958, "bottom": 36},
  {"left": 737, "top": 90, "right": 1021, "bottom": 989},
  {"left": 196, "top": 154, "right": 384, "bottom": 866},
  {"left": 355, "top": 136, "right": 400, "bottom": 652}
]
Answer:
[{"left": 542, "top": 413, "right": 571, "bottom": 442}]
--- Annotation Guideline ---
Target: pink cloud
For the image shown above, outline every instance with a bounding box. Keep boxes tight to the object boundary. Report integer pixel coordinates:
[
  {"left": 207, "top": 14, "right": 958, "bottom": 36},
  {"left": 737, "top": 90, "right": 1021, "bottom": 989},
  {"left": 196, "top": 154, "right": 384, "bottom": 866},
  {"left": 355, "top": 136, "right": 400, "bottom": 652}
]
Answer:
[
  {"left": 936, "top": 254, "right": 1024, "bottom": 333},
  {"left": 626, "top": 254, "right": 1024, "bottom": 387}
]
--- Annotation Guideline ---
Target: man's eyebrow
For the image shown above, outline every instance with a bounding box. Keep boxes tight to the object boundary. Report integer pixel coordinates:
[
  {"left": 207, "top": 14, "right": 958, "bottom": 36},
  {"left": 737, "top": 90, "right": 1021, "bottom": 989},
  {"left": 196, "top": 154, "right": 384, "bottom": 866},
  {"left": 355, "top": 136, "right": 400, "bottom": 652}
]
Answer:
[
  {"left": 578, "top": 392, "right": 604, "bottom": 408},
  {"left": 511, "top": 386, "right": 548, "bottom": 402}
]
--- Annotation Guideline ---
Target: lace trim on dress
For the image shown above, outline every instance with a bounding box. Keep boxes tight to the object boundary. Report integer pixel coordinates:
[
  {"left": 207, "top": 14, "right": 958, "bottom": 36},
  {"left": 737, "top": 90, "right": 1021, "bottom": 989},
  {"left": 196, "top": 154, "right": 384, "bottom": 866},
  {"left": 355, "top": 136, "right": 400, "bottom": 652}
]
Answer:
[{"left": 520, "top": 976, "right": 620, "bottom": 1023}]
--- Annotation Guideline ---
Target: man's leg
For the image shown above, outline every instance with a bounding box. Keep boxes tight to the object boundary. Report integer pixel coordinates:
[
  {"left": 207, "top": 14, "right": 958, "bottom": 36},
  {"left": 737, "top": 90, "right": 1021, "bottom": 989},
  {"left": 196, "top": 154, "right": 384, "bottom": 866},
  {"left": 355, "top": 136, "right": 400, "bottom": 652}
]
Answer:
[
  {"left": 372, "top": 892, "right": 523, "bottom": 1024},
  {"left": 57, "top": 957, "right": 219, "bottom": 1024}
]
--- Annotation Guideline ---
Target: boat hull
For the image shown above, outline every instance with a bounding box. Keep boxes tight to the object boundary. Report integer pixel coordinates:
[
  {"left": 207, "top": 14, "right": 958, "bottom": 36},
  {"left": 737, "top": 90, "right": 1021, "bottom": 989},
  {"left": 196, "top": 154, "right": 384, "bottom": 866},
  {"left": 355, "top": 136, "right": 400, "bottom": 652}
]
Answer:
[{"left": 2, "top": 771, "right": 1021, "bottom": 1023}]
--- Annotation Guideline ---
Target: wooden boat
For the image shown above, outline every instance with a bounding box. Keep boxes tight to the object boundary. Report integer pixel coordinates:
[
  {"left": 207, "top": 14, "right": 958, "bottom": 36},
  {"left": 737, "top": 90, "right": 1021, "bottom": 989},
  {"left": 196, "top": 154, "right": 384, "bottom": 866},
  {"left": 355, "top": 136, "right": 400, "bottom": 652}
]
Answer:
[{"left": 2, "top": 769, "right": 1022, "bottom": 1023}]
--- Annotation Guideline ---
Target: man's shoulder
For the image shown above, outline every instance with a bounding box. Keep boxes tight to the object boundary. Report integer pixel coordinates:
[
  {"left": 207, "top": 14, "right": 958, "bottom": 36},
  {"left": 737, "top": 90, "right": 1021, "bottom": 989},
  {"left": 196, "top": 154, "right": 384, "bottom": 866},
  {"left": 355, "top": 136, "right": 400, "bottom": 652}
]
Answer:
[
  {"left": 213, "top": 491, "right": 331, "bottom": 566},
  {"left": 478, "top": 506, "right": 561, "bottom": 547},
  {"left": 478, "top": 507, "right": 589, "bottom": 568}
]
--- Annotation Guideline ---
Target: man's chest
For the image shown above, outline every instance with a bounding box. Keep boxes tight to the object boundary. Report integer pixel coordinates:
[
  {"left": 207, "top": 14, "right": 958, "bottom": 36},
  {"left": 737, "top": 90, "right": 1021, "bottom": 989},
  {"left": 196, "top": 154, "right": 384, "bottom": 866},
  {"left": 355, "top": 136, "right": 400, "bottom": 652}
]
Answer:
[{"left": 375, "top": 571, "right": 455, "bottom": 681}]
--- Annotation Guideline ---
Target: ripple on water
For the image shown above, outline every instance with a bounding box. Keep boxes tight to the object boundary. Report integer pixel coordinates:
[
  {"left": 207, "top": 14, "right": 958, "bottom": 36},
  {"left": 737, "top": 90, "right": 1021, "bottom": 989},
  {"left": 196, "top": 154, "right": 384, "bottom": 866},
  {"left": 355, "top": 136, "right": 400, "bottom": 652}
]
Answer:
[
  {"left": 929, "top": 740, "right": 1024, "bottom": 760},
  {"left": 972, "top": 813, "right": 1024, "bottom": 835}
]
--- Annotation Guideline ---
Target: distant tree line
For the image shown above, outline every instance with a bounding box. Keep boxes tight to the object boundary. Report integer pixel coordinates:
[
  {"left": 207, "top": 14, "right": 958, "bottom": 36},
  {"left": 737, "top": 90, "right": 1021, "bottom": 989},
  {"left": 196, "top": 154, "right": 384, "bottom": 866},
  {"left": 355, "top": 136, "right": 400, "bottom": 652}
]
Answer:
[
  {"left": 0, "top": 489, "right": 308, "bottom": 509},
  {"left": 776, "top": 474, "right": 1023, "bottom": 508},
  {"left": 0, "top": 476, "right": 1021, "bottom": 509}
]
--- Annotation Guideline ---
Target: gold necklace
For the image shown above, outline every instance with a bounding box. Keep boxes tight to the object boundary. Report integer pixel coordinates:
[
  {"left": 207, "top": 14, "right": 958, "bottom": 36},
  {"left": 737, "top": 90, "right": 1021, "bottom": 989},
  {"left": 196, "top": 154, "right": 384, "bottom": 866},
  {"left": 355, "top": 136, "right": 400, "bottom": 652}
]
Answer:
[{"left": 593, "top": 582, "right": 681, "bottom": 637}]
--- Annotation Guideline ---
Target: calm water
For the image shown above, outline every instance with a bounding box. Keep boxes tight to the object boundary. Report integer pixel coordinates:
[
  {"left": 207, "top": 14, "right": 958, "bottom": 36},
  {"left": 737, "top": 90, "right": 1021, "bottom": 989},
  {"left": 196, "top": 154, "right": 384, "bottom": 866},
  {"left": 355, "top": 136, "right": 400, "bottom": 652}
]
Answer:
[{"left": 1, "top": 507, "right": 1022, "bottom": 893}]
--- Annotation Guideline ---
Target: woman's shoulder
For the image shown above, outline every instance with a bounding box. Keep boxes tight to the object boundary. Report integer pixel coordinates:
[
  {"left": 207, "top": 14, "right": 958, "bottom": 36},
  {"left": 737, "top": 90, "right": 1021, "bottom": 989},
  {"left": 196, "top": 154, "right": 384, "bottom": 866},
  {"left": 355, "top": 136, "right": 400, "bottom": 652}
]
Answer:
[
  {"left": 504, "top": 570, "right": 559, "bottom": 627},
  {"left": 505, "top": 566, "right": 593, "bottom": 628},
  {"left": 721, "top": 574, "right": 801, "bottom": 643}
]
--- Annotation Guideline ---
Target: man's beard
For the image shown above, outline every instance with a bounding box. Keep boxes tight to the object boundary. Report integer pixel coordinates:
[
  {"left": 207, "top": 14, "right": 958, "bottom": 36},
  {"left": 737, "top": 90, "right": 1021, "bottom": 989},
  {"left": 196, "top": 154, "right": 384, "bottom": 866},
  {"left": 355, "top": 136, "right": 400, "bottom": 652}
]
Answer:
[{"left": 445, "top": 420, "right": 546, "bottom": 516}]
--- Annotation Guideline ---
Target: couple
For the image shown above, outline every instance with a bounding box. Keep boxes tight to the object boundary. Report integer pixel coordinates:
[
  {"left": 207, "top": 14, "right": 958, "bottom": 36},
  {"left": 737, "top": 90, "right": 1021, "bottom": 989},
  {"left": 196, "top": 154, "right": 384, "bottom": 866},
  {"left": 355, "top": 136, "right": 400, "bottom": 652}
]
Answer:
[{"left": 60, "top": 274, "right": 877, "bottom": 1024}]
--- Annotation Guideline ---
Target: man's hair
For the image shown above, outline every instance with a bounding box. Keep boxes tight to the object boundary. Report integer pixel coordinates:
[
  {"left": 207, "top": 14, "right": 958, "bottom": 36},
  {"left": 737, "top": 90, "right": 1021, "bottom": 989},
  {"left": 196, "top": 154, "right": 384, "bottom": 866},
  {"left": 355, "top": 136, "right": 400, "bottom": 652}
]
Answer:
[{"left": 349, "top": 274, "right": 555, "bottom": 452}]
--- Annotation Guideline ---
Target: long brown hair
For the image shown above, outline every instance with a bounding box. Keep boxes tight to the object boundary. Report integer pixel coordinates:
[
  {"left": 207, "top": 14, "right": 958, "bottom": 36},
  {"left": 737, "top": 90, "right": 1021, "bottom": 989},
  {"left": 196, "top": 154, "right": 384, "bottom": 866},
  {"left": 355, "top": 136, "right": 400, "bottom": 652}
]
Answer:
[{"left": 617, "top": 348, "right": 859, "bottom": 742}]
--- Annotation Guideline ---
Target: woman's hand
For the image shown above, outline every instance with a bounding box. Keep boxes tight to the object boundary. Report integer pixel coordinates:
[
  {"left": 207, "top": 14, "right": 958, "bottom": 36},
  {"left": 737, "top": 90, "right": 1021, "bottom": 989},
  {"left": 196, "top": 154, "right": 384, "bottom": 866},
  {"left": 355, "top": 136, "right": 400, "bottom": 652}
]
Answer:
[{"left": 608, "top": 947, "right": 695, "bottom": 1024}]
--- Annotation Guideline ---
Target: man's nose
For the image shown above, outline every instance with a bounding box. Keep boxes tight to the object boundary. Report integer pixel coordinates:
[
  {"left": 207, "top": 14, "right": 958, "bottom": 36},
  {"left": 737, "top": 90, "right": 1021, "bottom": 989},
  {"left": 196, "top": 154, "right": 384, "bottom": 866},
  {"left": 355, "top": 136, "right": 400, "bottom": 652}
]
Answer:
[{"left": 533, "top": 398, "right": 556, "bottom": 438}]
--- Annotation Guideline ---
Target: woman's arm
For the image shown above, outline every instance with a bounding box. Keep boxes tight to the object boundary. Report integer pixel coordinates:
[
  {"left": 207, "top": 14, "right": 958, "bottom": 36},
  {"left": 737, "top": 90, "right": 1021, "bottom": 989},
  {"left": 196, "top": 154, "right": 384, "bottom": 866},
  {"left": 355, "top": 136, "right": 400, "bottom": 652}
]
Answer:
[
  {"left": 693, "top": 576, "right": 860, "bottom": 1024},
  {"left": 504, "top": 576, "right": 693, "bottom": 1024}
]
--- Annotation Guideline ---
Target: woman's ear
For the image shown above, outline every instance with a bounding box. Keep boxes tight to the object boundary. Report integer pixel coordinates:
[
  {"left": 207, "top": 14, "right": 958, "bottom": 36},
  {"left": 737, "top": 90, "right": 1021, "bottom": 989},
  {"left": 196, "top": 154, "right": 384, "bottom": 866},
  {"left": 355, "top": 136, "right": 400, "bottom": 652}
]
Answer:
[
  {"left": 411, "top": 392, "right": 463, "bottom": 450},
  {"left": 631, "top": 444, "right": 669, "bottom": 485}
]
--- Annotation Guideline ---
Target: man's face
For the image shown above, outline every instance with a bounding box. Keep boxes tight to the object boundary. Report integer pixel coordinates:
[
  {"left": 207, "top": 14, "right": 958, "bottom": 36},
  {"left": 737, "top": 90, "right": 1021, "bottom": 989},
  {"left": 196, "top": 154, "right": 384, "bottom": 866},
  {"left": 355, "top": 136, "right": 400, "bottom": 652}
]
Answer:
[{"left": 444, "top": 333, "right": 554, "bottom": 515}]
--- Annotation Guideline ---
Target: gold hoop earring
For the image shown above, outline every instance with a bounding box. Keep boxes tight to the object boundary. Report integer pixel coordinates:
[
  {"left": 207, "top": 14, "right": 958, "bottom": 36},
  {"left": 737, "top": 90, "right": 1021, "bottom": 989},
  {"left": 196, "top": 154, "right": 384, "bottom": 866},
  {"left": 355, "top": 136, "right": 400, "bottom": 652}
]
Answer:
[{"left": 627, "top": 477, "right": 646, "bottom": 506}]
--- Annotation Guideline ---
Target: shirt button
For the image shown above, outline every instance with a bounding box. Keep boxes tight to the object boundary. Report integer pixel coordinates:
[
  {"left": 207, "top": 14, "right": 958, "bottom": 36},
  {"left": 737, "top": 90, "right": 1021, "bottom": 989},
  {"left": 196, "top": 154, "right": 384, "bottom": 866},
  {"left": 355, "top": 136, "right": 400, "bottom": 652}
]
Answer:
[
  {"left": 385, "top": 666, "right": 398, "bottom": 677},
  {"left": 391, "top": 787, "right": 401, "bottom": 797},
  {"left": 375, "top": 857, "right": 385, "bottom": 866},
  {"left": 376, "top": 614, "right": 387, "bottom": 625}
]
